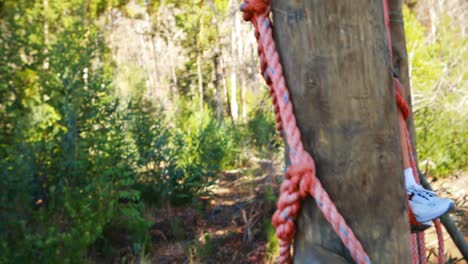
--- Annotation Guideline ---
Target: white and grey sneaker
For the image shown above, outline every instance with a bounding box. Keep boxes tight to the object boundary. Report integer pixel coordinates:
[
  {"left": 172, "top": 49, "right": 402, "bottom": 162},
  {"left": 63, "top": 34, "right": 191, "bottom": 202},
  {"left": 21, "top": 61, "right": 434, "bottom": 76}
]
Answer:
[{"left": 407, "top": 185, "right": 455, "bottom": 223}]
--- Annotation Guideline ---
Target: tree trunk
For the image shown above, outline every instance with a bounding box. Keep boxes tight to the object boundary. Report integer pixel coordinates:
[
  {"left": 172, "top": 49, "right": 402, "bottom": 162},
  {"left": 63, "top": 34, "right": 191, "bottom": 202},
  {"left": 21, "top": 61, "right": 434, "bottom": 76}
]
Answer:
[
  {"left": 213, "top": 54, "right": 224, "bottom": 120},
  {"left": 230, "top": 71, "right": 238, "bottom": 121},
  {"left": 240, "top": 74, "right": 247, "bottom": 120},
  {"left": 271, "top": 1, "right": 412, "bottom": 263},
  {"left": 169, "top": 41, "right": 178, "bottom": 99},
  {"left": 230, "top": 7, "right": 239, "bottom": 121},
  {"left": 387, "top": 0, "right": 418, "bottom": 158},
  {"left": 221, "top": 53, "right": 233, "bottom": 120},
  {"left": 138, "top": 33, "right": 154, "bottom": 97},
  {"left": 209, "top": 0, "right": 225, "bottom": 121},
  {"left": 236, "top": 11, "right": 247, "bottom": 121},
  {"left": 149, "top": 36, "right": 159, "bottom": 97},
  {"left": 197, "top": 15, "right": 204, "bottom": 112},
  {"left": 197, "top": 51, "right": 204, "bottom": 112}
]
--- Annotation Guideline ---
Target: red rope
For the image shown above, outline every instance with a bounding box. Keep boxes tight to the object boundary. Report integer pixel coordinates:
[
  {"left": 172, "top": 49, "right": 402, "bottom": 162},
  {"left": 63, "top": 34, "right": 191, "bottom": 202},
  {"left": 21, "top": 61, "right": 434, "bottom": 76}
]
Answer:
[
  {"left": 241, "top": 1, "right": 370, "bottom": 263},
  {"left": 411, "top": 234, "right": 420, "bottom": 264}
]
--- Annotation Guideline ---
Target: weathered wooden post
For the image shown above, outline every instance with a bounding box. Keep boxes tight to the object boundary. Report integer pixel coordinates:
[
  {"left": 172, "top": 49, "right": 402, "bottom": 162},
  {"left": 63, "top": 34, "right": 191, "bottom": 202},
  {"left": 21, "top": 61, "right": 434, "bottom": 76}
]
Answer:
[{"left": 271, "top": 1, "right": 412, "bottom": 262}]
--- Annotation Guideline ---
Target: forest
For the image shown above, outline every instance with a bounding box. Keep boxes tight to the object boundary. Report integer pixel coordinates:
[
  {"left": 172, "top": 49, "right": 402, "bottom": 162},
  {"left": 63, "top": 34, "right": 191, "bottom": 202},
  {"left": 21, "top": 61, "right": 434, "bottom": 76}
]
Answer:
[{"left": 0, "top": 0, "right": 466, "bottom": 263}]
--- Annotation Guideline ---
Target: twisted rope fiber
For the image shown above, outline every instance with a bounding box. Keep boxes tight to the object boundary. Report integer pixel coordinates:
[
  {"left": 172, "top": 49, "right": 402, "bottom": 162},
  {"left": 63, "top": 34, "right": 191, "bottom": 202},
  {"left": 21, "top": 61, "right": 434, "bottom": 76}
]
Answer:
[
  {"left": 241, "top": 1, "right": 370, "bottom": 263},
  {"left": 241, "top": 1, "right": 284, "bottom": 135},
  {"left": 382, "top": 0, "right": 444, "bottom": 262}
]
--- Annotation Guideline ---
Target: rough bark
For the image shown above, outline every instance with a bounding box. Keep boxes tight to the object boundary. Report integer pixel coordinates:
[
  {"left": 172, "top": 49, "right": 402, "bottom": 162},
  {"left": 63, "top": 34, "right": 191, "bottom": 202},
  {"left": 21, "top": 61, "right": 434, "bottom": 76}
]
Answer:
[{"left": 271, "top": 0, "right": 412, "bottom": 263}]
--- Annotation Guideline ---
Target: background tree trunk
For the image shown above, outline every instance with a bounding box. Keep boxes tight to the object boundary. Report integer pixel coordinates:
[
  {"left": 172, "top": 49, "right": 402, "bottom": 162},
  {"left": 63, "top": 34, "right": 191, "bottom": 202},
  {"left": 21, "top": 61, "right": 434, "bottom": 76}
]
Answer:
[
  {"left": 209, "top": 0, "right": 225, "bottom": 120},
  {"left": 197, "top": 51, "right": 204, "bottom": 111},
  {"left": 230, "top": 6, "right": 239, "bottom": 122},
  {"left": 213, "top": 54, "right": 223, "bottom": 120},
  {"left": 271, "top": 0, "right": 412, "bottom": 262},
  {"left": 388, "top": 0, "right": 418, "bottom": 159}
]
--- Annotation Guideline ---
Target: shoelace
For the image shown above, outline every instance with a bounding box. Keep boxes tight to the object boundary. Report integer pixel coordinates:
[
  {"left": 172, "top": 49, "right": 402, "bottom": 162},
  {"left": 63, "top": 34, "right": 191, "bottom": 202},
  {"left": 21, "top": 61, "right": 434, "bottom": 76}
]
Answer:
[{"left": 408, "top": 186, "right": 436, "bottom": 201}]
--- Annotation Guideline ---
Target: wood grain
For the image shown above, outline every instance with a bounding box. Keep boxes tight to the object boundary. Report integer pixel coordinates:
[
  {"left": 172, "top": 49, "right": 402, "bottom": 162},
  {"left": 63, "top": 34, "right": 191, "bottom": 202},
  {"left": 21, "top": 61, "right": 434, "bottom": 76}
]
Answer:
[{"left": 271, "top": 0, "right": 412, "bottom": 262}]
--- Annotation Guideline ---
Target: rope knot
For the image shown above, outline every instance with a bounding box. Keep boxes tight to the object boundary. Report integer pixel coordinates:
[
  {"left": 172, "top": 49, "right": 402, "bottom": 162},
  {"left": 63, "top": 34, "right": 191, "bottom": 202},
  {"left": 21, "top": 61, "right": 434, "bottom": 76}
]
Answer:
[
  {"left": 286, "top": 162, "right": 315, "bottom": 198},
  {"left": 271, "top": 162, "right": 315, "bottom": 242},
  {"left": 240, "top": 0, "right": 270, "bottom": 22}
]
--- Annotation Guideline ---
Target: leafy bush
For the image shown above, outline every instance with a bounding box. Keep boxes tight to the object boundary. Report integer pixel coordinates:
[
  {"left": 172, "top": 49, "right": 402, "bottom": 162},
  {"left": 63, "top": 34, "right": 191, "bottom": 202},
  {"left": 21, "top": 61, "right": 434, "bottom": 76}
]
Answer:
[
  {"left": 0, "top": 2, "right": 145, "bottom": 262},
  {"left": 404, "top": 7, "right": 467, "bottom": 177},
  {"left": 247, "top": 108, "right": 281, "bottom": 156},
  {"left": 229, "top": 92, "right": 283, "bottom": 161},
  {"left": 129, "top": 98, "right": 237, "bottom": 206}
]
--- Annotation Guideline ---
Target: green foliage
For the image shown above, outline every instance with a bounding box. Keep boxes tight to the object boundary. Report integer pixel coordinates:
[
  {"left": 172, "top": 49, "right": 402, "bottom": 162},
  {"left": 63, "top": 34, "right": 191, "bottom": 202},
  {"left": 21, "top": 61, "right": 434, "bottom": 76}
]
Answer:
[
  {"left": 175, "top": 99, "right": 239, "bottom": 170},
  {"left": 247, "top": 107, "right": 281, "bottom": 156},
  {"left": 404, "top": 6, "right": 467, "bottom": 177},
  {"left": 171, "top": 0, "right": 228, "bottom": 100},
  {"left": 131, "top": 97, "right": 238, "bottom": 206},
  {"left": 0, "top": 0, "right": 142, "bottom": 262},
  {"left": 226, "top": 92, "right": 283, "bottom": 161},
  {"left": 263, "top": 219, "right": 279, "bottom": 261},
  {"left": 0, "top": 0, "right": 278, "bottom": 262}
]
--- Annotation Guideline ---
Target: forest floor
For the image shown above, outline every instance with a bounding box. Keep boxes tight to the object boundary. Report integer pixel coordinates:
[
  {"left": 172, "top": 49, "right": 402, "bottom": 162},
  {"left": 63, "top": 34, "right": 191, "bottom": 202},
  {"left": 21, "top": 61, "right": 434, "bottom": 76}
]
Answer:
[
  {"left": 147, "top": 159, "right": 281, "bottom": 264},
  {"left": 424, "top": 172, "right": 467, "bottom": 263},
  {"left": 144, "top": 162, "right": 467, "bottom": 264}
]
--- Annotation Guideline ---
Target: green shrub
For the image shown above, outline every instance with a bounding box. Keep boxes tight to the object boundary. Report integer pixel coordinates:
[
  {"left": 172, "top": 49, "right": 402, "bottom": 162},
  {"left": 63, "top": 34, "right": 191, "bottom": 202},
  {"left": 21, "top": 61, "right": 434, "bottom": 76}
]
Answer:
[
  {"left": 247, "top": 108, "right": 281, "bottom": 156},
  {"left": 404, "top": 6, "right": 467, "bottom": 177},
  {"left": 0, "top": 2, "right": 145, "bottom": 262},
  {"left": 129, "top": 98, "right": 237, "bottom": 206}
]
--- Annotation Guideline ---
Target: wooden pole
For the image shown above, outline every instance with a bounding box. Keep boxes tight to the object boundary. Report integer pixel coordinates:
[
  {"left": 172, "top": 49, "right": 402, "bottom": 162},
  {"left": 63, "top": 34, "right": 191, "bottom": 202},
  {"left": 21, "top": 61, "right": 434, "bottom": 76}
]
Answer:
[
  {"left": 271, "top": 1, "right": 412, "bottom": 262},
  {"left": 387, "top": 0, "right": 418, "bottom": 159}
]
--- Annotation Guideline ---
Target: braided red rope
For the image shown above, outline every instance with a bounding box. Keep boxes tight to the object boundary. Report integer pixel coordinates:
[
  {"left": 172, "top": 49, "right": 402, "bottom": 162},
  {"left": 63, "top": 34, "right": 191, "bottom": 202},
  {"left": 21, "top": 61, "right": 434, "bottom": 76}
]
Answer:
[{"left": 241, "top": 1, "right": 370, "bottom": 263}]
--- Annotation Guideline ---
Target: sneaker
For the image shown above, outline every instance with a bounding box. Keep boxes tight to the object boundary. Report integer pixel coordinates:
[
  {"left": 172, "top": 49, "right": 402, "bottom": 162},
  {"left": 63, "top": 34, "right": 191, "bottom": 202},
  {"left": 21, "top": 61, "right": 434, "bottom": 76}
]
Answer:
[{"left": 407, "top": 185, "right": 455, "bottom": 223}]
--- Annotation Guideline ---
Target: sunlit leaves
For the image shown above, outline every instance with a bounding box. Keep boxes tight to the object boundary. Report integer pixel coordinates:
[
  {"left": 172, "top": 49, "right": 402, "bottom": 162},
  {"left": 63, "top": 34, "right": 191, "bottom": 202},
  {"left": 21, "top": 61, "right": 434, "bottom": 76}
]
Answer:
[{"left": 404, "top": 6, "right": 467, "bottom": 176}]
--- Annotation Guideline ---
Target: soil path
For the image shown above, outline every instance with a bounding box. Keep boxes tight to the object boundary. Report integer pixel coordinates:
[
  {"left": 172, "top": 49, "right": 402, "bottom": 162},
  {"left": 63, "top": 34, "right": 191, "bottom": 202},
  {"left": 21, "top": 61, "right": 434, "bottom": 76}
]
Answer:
[{"left": 150, "top": 161, "right": 281, "bottom": 264}]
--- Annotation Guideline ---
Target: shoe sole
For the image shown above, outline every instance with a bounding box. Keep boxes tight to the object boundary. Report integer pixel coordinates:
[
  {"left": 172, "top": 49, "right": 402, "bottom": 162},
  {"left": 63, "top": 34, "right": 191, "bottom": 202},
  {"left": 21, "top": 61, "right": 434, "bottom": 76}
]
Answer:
[
  {"left": 411, "top": 223, "right": 432, "bottom": 233},
  {"left": 416, "top": 202, "right": 455, "bottom": 223}
]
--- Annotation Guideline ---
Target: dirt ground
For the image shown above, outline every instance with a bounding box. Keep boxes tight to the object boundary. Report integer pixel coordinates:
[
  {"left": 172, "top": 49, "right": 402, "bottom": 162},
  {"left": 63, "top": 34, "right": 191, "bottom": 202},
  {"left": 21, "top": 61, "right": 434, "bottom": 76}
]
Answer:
[
  {"left": 424, "top": 172, "right": 467, "bottom": 263},
  {"left": 147, "top": 162, "right": 467, "bottom": 264}
]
